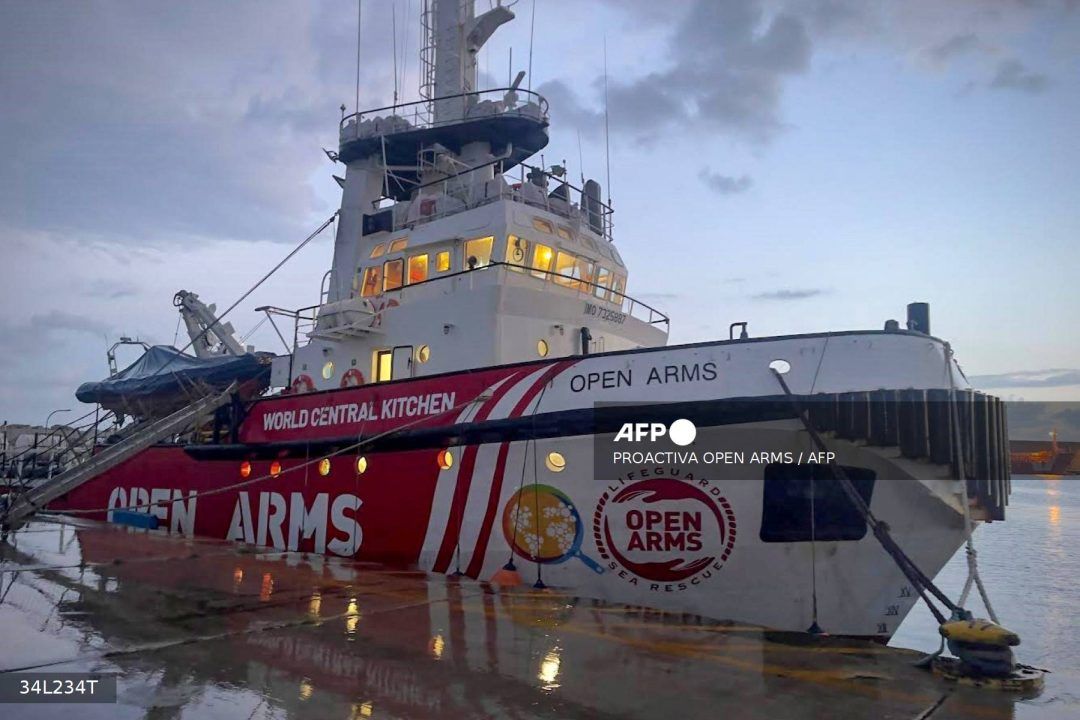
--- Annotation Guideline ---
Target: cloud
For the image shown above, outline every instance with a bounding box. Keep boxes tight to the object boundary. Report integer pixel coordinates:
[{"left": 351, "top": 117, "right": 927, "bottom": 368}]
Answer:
[
  {"left": 970, "top": 369, "right": 1080, "bottom": 389},
  {"left": 24, "top": 311, "right": 112, "bottom": 339},
  {"left": 699, "top": 169, "right": 753, "bottom": 195},
  {"left": 989, "top": 59, "right": 1049, "bottom": 94},
  {"left": 926, "top": 33, "right": 980, "bottom": 64},
  {"left": 543, "top": 0, "right": 813, "bottom": 144},
  {"left": 751, "top": 288, "right": 829, "bottom": 301},
  {"left": 0, "top": 1, "right": 401, "bottom": 247}
]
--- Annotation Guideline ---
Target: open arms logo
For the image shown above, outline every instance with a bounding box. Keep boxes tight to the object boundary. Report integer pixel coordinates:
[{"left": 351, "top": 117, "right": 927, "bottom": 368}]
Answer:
[{"left": 593, "top": 471, "right": 736, "bottom": 592}]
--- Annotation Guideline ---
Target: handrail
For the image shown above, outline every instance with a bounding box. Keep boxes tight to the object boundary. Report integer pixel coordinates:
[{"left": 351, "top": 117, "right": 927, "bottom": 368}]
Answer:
[
  {"left": 317, "top": 261, "right": 669, "bottom": 330},
  {"left": 340, "top": 87, "right": 549, "bottom": 133}
]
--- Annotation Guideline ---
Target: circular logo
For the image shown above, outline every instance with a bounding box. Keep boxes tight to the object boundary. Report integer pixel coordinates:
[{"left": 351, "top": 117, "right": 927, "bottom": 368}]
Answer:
[
  {"left": 669, "top": 418, "right": 697, "bottom": 446},
  {"left": 593, "top": 475, "right": 736, "bottom": 591}
]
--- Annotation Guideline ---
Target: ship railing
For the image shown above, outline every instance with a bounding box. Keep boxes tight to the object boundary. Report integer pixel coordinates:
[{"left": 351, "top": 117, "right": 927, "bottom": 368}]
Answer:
[
  {"left": 391, "top": 165, "right": 616, "bottom": 243},
  {"left": 303, "top": 262, "right": 667, "bottom": 339},
  {"left": 339, "top": 87, "right": 549, "bottom": 141}
]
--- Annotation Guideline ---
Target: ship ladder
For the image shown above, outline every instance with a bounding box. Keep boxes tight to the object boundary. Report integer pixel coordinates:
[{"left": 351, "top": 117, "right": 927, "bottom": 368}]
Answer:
[
  {"left": 0, "top": 382, "right": 238, "bottom": 530},
  {"left": 770, "top": 369, "right": 1042, "bottom": 692}
]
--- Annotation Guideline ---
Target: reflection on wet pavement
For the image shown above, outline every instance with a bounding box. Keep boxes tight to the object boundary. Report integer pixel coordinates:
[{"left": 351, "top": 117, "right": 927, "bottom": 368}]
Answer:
[{"left": 0, "top": 518, "right": 1032, "bottom": 719}]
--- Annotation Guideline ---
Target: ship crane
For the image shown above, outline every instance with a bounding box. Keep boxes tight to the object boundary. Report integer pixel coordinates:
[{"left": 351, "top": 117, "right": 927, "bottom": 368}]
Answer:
[{"left": 173, "top": 290, "right": 247, "bottom": 358}]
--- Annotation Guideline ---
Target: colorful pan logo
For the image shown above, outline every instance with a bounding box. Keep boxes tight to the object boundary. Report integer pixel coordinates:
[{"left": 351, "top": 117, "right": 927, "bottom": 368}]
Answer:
[{"left": 502, "top": 485, "right": 604, "bottom": 574}]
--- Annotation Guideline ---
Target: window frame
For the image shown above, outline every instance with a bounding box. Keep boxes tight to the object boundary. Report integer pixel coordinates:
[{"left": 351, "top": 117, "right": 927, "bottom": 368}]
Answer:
[
  {"left": 435, "top": 250, "right": 451, "bottom": 273},
  {"left": 553, "top": 251, "right": 580, "bottom": 289},
  {"left": 382, "top": 258, "right": 404, "bottom": 292},
  {"left": 463, "top": 236, "right": 494, "bottom": 270},
  {"left": 505, "top": 235, "right": 530, "bottom": 271},
  {"left": 360, "top": 266, "right": 383, "bottom": 297},
  {"left": 369, "top": 242, "right": 387, "bottom": 259},
  {"left": 389, "top": 237, "right": 408, "bottom": 253},
  {"left": 407, "top": 253, "right": 429, "bottom": 285}
]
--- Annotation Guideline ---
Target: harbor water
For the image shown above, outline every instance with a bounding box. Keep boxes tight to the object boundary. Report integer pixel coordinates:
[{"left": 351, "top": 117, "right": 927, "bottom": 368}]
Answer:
[{"left": 892, "top": 475, "right": 1080, "bottom": 717}]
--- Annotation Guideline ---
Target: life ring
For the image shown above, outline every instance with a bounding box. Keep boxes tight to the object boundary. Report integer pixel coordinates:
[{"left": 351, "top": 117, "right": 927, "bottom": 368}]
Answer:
[
  {"left": 290, "top": 374, "right": 316, "bottom": 394},
  {"left": 340, "top": 368, "right": 365, "bottom": 388}
]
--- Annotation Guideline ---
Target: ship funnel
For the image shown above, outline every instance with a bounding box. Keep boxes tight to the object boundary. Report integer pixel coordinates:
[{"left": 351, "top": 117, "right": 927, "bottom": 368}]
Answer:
[
  {"left": 583, "top": 179, "right": 604, "bottom": 237},
  {"left": 906, "top": 302, "right": 930, "bottom": 335}
]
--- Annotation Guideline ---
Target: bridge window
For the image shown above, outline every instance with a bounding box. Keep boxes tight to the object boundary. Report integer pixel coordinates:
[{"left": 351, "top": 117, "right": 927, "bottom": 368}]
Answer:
[
  {"left": 759, "top": 463, "right": 875, "bottom": 542},
  {"left": 531, "top": 243, "right": 553, "bottom": 278},
  {"left": 553, "top": 251, "right": 579, "bottom": 288},
  {"left": 389, "top": 237, "right": 408, "bottom": 253},
  {"left": 557, "top": 227, "right": 572, "bottom": 242},
  {"left": 408, "top": 253, "right": 429, "bottom": 284},
  {"left": 594, "top": 266, "right": 612, "bottom": 299},
  {"left": 532, "top": 217, "right": 553, "bottom": 234},
  {"left": 383, "top": 258, "right": 404, "bottom": 291},
  {"left": 373, "top": 350, "right": 392, "bottom": 382},
  {"left": 611, "top": 274, "right": 626, "bottom": 301},
  {"left": 464, "top": 236, "right": 494, "bottom": 269},
  {"left": 369, "top": 242, "right": 387, "bottom": 259},
  {"left": 360, "top": 266, "right": 382, "bottom": 297},
  {"left": 575, "top": 257, "right": 595, "bottom": 287},
  {"left": 506, "top": 235, "right": 529, "bottom": 271},
  {"left": 436, "top": 250, "right": 451, "bottom": 273}
]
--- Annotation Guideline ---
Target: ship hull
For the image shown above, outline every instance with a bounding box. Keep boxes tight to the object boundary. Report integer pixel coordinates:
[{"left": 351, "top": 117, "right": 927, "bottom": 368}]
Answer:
[{"left": 50, "top": 331, "right": 985, "bottom": 638}]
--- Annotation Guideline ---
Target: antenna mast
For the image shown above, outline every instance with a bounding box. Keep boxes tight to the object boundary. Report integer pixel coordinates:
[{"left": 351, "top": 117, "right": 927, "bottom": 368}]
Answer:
[
  {"left": 355, "top": 0, "right": 363, "bottom": 114},
  {"left": 603, "top": 36, "right": 612, "bottom": 205}
]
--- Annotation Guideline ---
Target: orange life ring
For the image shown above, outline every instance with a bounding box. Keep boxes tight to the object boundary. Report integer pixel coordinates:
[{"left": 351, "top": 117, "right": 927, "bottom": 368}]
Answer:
[
  {"left": 340, "top": 368, "right": 365, "bottom": 387},
  {"left": 290, "top": 374, "right": 316, "bottom": 394}
]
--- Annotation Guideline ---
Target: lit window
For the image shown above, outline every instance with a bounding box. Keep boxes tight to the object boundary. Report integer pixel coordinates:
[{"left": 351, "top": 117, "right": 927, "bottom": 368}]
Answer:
[
  {"left": 545, "top": 452, "right": 566, "bottom": 473},
  {"left": 356, "top": 456, "right": 368, "bottom": 474},
  {"left": 374, "top": 349, "right": 392, "bottom": 382},
  {"left": 574, "top": 257, "right": 595, "bottom": 288},
  {"left": 407, "top": 253, "right": 429, "bottom": 284},
  {"left": 532, "top": 217, "right": 553, "bottom": 234},
  {"left": 505, "top": 235, "right": 529, "bottom": 271},
  {"left": 318, "top": 458, "right": 331, "bottom": 476},
  {"left": 553, "top": 251, "right": 578, "bottom": 288},
  {"left": 415, "top": 344, "right": 430, "bottom": 364},
  {"left": 389, "top": 237, "right": 408, "bottom": 253},
  {"left": 463, "top": 236, "right": 494, "bottom": 269},
  {"left": 270, "top": 461, "right": 282, "bottom": 477},
  {"left": 369, "top": 243, "right": 386, "bottom": 259},
  {"left": 436, "top": 250, "right": 451, "bottom": 272},
  {"left": 437, "top": 449, "right": 454, "bottom": 470},
  {"left": 321, "top": 361, "right": 335, "bottom": 380},
  {"left": 557, "top": 227, "right": 572, "bottom": 241},
  {"left": 240, "top": 461, "right": 252, "bottom": 478},
  {"left": 383, "top": 258, "right": 404, "bottom": 291},
  {"left": 594, "top": 266, "right": 612, "bottom": 300},
  {"left": 531, "top": 243, "right": 554, "bottom": 279},
  {"left": 611, "top": 274, "right": 626, "bottom": 299},
  {"left": 537, "top": 339, "right": 549, "bottom": 357},
  {"left": 360, "top": 266, "right": 382, "bottom": 297}
]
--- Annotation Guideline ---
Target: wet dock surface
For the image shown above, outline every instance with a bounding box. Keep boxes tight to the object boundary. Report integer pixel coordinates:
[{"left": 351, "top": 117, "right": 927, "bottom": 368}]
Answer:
[{"left": 0, "top": 519, "right": 1039, "bottom": 719}]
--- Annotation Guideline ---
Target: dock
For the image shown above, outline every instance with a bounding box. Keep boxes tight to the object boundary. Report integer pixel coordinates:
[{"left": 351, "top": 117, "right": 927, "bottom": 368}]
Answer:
[{"left": 0, "top": 519, "right": 1030, "bottom": 719}]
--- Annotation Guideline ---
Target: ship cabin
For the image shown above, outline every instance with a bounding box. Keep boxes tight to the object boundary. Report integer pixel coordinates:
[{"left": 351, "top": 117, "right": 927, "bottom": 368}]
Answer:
[{"left": 273, "top": 165, "right": 669, "bottom": 393}]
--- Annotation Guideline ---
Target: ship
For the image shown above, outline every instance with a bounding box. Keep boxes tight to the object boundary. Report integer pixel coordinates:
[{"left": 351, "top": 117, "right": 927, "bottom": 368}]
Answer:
[{"left": 2, "top": 0, "right": 1011, "bottom": 638}]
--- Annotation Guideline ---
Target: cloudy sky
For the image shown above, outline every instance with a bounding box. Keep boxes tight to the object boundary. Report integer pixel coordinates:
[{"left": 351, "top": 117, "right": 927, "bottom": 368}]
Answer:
[{"left": 1, "top": 0, "right": 1078, "bottom": 428}]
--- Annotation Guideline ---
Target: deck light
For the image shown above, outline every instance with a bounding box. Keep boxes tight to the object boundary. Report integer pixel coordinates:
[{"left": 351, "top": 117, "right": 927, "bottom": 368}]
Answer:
[
  {"left": 270, "top": 461, "right": 282, "bottom": 477},
  {"left": 537, "top": 339, "right": 549, "bottom": 357},
  {"left": 438, "top": 449, "right": 454, "bottom": 470},
  {"left": 318, "top": 458, "right": 332, "bottom": 476},
  {"left": 240, "top": 461, "right": 252, "bottom": 478},
  {"left": 545, "top": 451, "right": 566, "bottom": 472},
  {"left": 356, "top": 456, "right": 368, "bottom": 474}
]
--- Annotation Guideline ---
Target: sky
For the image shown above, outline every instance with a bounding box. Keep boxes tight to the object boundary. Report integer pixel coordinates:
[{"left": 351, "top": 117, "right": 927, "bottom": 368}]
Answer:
[{"left": 1, "top": 0, "right": 1078, "bottom": 430}]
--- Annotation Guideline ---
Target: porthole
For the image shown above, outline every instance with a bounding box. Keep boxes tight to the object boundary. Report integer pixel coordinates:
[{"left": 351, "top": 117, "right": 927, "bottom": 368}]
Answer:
[
  {"left": 356, "top": 456, "right": 368, "bottom": 475},
  {"left": 438, "top": 449, "right": 454, "bottom": 470},
  {"left": 537, "top": 339, "right": 549, "bottom": 357},
  {"left": 240, "top": 461, "right": 252, "bottom": 478},
  {"left": 416, "top": 345, "right": 431, "bottom": 364},
  {"left": 270, "top": 461, "right": 282, "bottom": 477},
  {"left": 318, "top": 458, "right": 332, "bottom": 476},
  {"left": 545, "top": 451, "right": 566, "bottom": 473},
  {"left": 322, "top": 360, "right": 335, "bottom": 380}
]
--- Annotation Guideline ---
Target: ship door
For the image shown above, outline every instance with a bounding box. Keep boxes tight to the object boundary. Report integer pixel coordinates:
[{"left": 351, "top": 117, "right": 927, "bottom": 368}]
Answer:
[{"left": 391, "top": 345, "right": 414, "bottom": 379}]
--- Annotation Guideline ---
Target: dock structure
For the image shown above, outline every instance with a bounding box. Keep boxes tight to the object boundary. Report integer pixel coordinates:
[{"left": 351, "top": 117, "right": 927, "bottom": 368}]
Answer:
[{"left": 0, "top": 519, "right": 1028, "bottom": 719}]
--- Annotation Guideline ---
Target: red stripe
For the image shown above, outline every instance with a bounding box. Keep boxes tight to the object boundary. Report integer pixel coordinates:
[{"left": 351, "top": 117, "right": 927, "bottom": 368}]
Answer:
[
  {"left": 431, "top": 373, "right": 524, "bottom": 573},
  {"left": 464, "top": 360, "right": 574, "bottom": 578}
]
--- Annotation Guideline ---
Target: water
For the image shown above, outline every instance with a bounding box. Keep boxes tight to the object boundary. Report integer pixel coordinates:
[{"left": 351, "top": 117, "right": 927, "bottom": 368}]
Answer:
[{"left": 891, "top": 475, "right": 1080, "bottom": 717}]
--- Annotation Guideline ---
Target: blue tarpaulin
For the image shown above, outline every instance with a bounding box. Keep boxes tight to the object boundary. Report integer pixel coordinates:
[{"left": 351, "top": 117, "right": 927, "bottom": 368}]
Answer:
[{"left": 76, "top": 345, "right": 269, "bottom": 414}]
